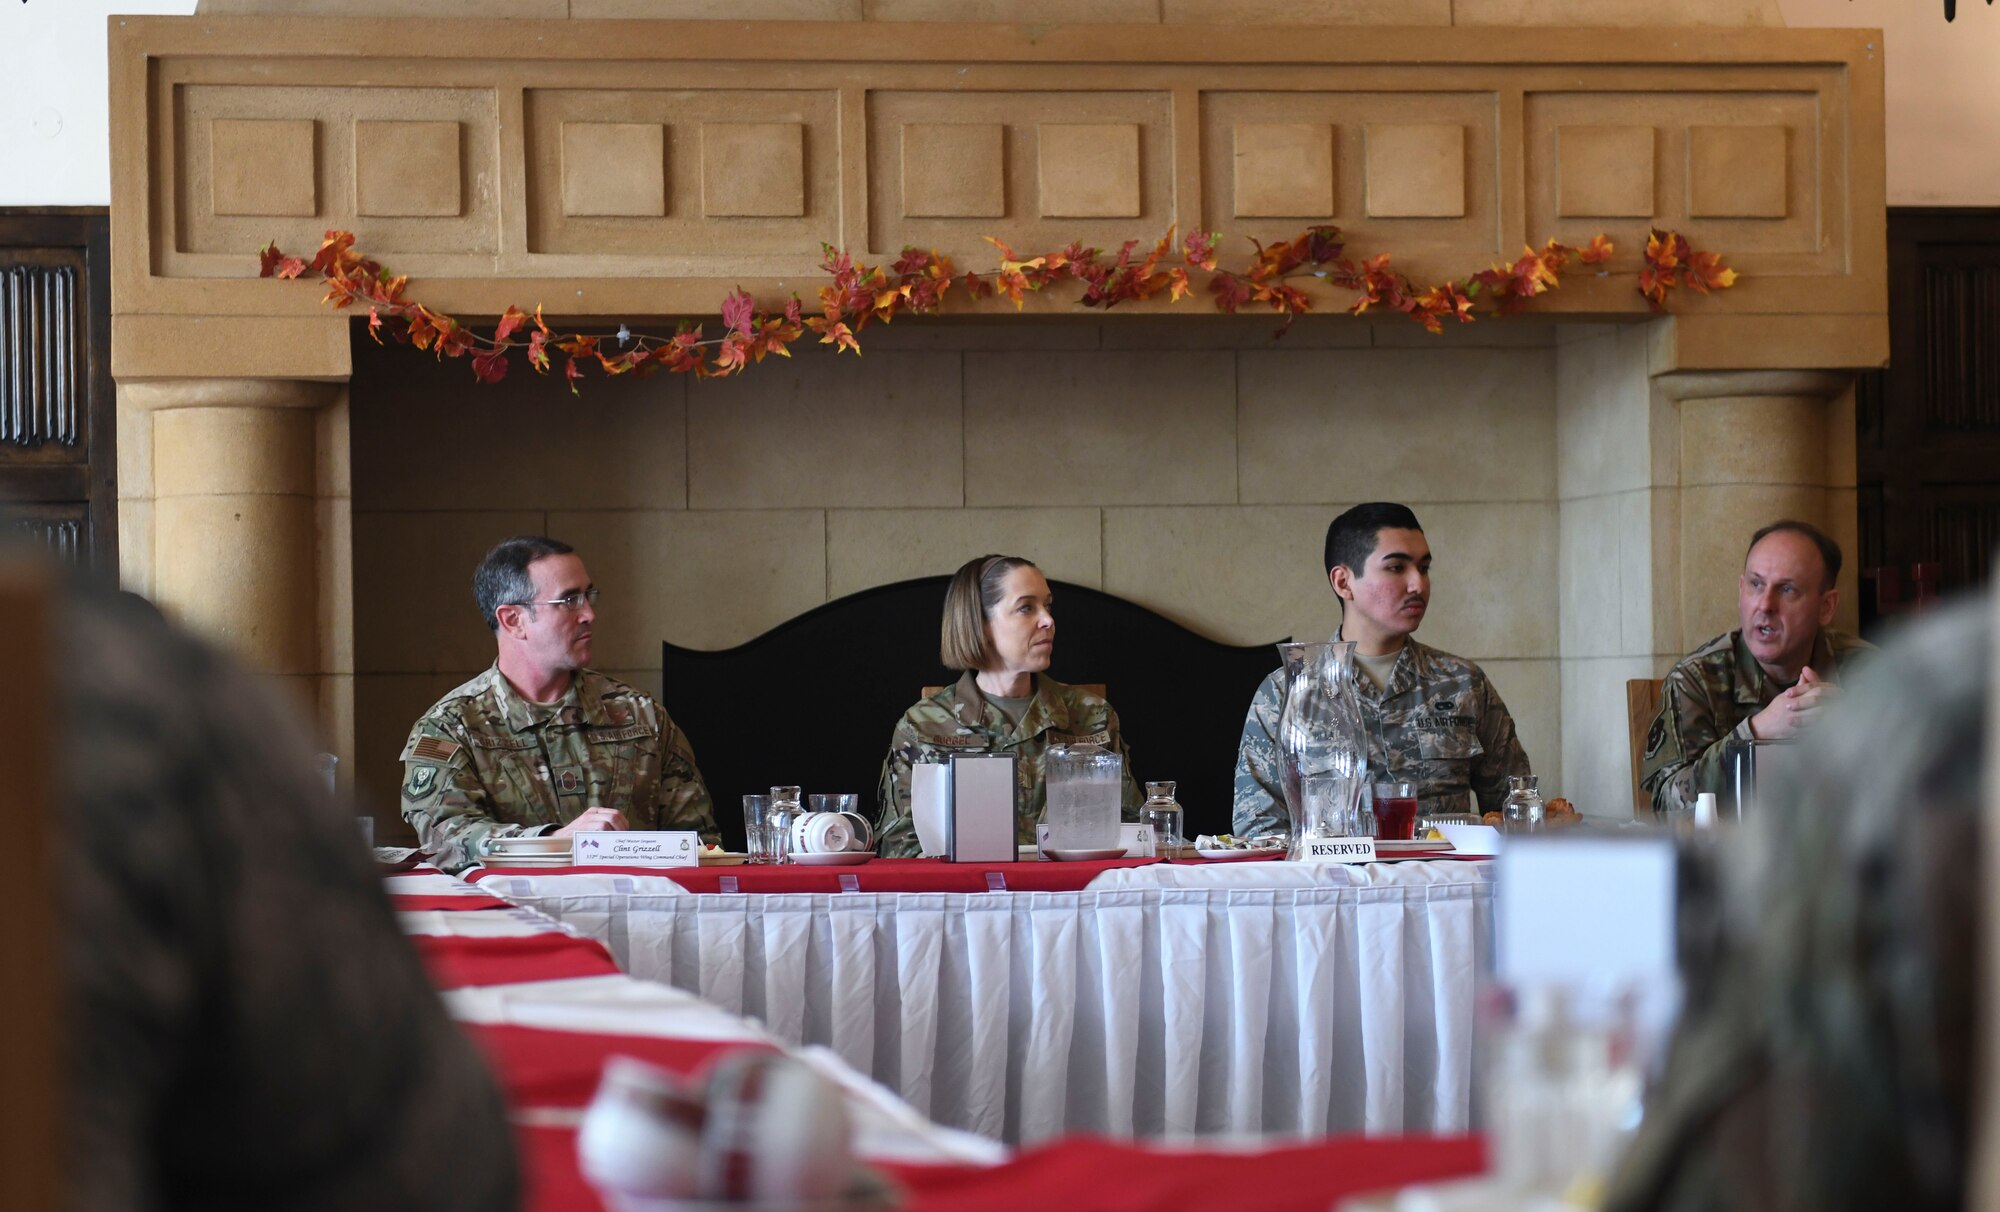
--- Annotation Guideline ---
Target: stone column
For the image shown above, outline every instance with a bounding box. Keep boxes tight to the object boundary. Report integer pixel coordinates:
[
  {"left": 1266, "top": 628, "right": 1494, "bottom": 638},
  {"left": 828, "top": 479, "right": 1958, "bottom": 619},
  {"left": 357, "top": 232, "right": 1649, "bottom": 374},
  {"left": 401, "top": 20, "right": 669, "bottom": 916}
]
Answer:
[
  {"left": 116, "top": 378, "right": 353, "bottom": 785},
  {"left": 1652, "top": 370, "right": 1857, "bottom": 656}
]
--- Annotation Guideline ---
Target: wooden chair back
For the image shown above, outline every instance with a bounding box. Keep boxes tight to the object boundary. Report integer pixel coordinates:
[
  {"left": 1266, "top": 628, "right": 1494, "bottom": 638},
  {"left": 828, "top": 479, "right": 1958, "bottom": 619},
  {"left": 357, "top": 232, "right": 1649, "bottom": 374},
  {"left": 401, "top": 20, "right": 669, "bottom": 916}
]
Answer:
[
  {"left": 0, "top": 558, "right": 59, "bottom": 1212},
  {"left": 1626, "top": 677, "right": 1665, "bottom": 817}
]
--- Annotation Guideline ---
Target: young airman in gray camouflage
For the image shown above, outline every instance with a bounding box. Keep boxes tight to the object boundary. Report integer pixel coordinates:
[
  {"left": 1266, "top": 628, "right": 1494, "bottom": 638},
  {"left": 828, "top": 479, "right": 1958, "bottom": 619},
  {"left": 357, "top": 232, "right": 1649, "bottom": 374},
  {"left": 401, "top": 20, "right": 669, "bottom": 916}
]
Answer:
[
  {"left": 1640, "top": 521, "right": 1873, "bottom": 817},
  {"left": 401, "top": 536, "right": 716, "bottom": 873},
  {"left": 1233, "top": 503, "right": 1530, "bottom": 835}
]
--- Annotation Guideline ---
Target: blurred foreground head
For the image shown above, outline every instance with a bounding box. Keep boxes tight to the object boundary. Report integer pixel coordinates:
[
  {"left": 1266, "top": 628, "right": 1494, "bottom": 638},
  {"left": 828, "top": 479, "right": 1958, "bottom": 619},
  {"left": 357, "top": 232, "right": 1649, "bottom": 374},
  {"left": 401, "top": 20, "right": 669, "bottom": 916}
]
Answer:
[
  {"left": 16, "top": 552, "right": 519, "bottom": 1211},
  {"left": 1606, "top": 592, "right": 1990, "bottom": 1212}
]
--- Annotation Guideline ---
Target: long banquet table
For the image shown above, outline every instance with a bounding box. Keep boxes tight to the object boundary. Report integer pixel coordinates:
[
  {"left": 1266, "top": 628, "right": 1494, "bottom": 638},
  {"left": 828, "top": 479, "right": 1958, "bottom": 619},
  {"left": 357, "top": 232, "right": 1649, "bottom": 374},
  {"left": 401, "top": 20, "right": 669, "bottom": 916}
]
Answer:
[
  {"left": 386, "top": 864, "right": 1492, "bottom": 1211},
  {"left": 466, "top": 854, "right": 1496, "bottom": 1145}
]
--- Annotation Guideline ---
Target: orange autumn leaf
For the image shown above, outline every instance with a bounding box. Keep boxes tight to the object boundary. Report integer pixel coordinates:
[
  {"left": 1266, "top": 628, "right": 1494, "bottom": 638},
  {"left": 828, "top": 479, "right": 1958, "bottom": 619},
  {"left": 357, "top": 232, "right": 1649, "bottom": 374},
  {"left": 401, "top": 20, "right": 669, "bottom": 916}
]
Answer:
[
  {"left": 1683, "top": 249, "right": 1738, "bottom": 294},
  {"left": 1579, "top": 235, "right": 1614, "bottom": 265}
]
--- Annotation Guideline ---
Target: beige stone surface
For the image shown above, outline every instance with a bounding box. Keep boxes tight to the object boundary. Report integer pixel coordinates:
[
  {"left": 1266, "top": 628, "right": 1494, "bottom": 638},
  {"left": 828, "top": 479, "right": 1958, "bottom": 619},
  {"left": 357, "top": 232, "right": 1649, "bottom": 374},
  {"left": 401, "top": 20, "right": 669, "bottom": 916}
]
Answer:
[
  {"left": 1678, "top": 394, "right": 1828, "bottom": 487},
  {"left": 1102, "top": 505, "right": 1340, "bottom": 647},
  {"left": 1038, "top": 123, "right": 1142, "bottom": 219},
  {"left": 870, "top": 0, "right": 1156, "bottom": 17},
  {"left": 562, "top": 122, "right": 668, "bottom": 218},
  {"left": 119, "top": 500, "right": 155, "bottom": 600},
  {"left": 1558, "top": 654, "right": 1654, "bottom": 820},
  {"left": 1555, "top": 323, "right": 1651, "bottom": 500},
  {"left": 1678, "top": 482, "right": 1825, "bottom": 650},
  {"left": 318, "top": 496, "right": 354, "bottom": 676},
  {"left": 1688, "top": 125, "right": 1790, "bottom": 219},
  {"left": 1364, "top": 123, "right": 1465, "bottom": 219},
  {"left": 351, "top": 509, "right": 546, "bottom": 674},
  {"left": 209, "top": 118, "right": 317, "bottom": 218},
  {"left": 826, "top": 507, "right": 1102, "bottom": 597},
  {"left": 964, "top": 352, "right": 1237, "bottom": 506},
  {"left": 701, "top": 122, "right": 806, "bottom": 218},
  {"left": 1237, "top": 348, "right": 1556, "bottom": 504},
  {"left": 900, "top": 124, "right": 1007, "bottom": 219},
  {"left": 1364, "top": 322, "right": 1557, "bottom": 350},
  {"left": 855, "top": 320, "right": 1103, "bottom": 352},
  {"left": 1478, "top": 657, "right": 1560, "bottom": 799},
  {"left": 153, "top": 407, "right": 316, "bottom": 498},
  {"left": 156, "top": 493, "right": 319, "bottom": 675},
  {"left": 1556, "top": 125, "right": 1654, "bottom": 219},
  {"left": 1824, "top": 381, "right": 1857, "bottom": 489},
  {"left": 112, "top": 318, "right": 351, "bottom": 383},
  {"left": 574, "top": 0, "right": 857, "bottom": 15},
  {"left": 686, "top": 351, "right": 962, "bottom": 510},
  {"left": 1161, "top": 0, "right": 1450, "bottom": 21},
  {"left": 1407, "top": 501, "right": 1560, "bottom": 661},
  {"left": 1454, "top": 0, "right": 1782, "bottom": 23},
  {"left": 1097, "top": 316, "right": 1371, "bottom": 351},
  {"left": 1559, "top": 493, "right": 1625, "bottom": 661},
  {"left": 1232, "top": 123, "right": 1336, "bottom": 219},
  {"left": 349, "top": 349, "right": 688, "bottom": 512},
  {"left": 116, "top": 399, "right": 153, "bottom": 501},
  {"left": 316, "top": 393, "right": 350, "bottom": 500},
  {"left": 548, "top": 509, "right": 828, "bottom": 657},
  {"left": 355, "top": 120, "right": 463, "bottom": 218},
  {"left": 1618, "top": 487, "right": 1657, "bottom": 658},
  {"left": 201, "top": 0, "right": 562, "bottom": 13}
]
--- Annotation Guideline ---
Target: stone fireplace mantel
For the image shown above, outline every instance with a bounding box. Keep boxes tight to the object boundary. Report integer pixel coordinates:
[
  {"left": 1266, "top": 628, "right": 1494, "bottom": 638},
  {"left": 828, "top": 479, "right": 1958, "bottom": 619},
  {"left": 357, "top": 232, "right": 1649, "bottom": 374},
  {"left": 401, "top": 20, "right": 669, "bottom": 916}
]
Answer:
[{"left": 106, "top": 14, "right": 1886, "bottom": 815}]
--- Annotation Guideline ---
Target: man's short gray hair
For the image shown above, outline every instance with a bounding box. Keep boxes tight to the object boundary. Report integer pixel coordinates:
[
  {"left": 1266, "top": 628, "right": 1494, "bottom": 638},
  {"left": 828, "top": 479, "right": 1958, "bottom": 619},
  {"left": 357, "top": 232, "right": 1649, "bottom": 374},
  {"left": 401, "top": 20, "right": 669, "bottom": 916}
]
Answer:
[{"left": 473, "top": 536, "right": 574, "bottom": 631}]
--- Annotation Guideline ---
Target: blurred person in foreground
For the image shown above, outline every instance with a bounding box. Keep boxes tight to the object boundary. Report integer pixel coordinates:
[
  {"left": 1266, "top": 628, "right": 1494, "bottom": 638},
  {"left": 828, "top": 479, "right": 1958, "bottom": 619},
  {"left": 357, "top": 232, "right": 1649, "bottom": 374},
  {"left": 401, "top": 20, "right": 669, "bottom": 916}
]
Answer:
[
  {"left": 1604, "top": 588, "right": 1987, "bottom": 1212},
  {"left": 1233, "top": 502, "right": 1530, "bottom": 835},
  {"left": 401, "top": 535, "right": 718, "bottom": 873},
  {"left": 45, "top": 563, "right": 519, "bottom": 1209},
  {"left": 1641, "top": 520, "right": 1873, "bottom": 817},
  {"left": 876, "top": 553, "right": 1141, "bottom": 857}
]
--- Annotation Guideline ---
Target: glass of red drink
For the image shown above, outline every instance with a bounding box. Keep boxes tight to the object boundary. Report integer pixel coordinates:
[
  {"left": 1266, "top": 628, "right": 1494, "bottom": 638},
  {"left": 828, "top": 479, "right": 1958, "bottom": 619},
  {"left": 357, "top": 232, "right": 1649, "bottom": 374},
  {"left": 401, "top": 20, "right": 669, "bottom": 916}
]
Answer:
[{"left": 1370, "top": 781, "right": 1419, "bottom": 841}]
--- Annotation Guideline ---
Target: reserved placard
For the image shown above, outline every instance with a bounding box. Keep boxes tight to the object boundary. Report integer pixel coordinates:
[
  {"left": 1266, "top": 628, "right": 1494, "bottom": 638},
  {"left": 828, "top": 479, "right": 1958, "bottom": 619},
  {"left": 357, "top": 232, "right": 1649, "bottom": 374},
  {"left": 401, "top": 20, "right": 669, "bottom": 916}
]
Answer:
[
  {"left": 1298, "top": 836, "right": 1378, "bottom": 863},
  {"left": 572, "top": 830, "right": 700, "bottom": 867}
]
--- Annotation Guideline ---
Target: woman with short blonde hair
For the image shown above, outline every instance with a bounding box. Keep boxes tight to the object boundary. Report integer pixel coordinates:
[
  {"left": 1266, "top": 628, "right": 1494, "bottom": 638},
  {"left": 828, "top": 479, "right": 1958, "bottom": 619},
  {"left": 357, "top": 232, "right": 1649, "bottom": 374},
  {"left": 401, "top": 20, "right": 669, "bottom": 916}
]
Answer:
[{"left": 875, "top": 554, "right": 1141, "bottom": 857}]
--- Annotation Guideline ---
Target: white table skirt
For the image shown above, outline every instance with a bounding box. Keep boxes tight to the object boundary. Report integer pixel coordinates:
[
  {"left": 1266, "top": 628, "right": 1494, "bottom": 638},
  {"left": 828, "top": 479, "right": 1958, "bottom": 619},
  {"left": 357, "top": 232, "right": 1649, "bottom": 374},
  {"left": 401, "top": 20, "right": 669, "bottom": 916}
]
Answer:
[{"left": 486, "top": 861, "right": 1494, "bottom": 1145}]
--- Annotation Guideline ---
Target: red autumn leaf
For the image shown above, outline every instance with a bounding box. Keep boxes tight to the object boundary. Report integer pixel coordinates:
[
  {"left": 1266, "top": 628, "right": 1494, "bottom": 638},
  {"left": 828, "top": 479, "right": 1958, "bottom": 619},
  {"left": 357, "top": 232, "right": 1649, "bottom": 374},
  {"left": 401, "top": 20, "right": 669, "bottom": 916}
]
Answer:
[
  {"left": 366, "top": 306, "right": 384, "bottom": 344},
  {"left": 721, "top": 288, "right": 756, "bottom": 338},
  {"left": 1683, "top": 249, "right": 1738, "bottom": 294},
  {"left": 1183, "top": 230, "right": 1219, "bottom": 272},
  {"left": 1167, "top": 267, "right": 1192, "bottom": 303},
  {"left": 493, "top": 305, "right": 529, "bottom": 345},
  {"left": 1209, "top": 271, "right": 1253, "bottom": 314},
  {"left": 961, "top": 271, "right": 993, "bottom": 300},
  {"left": 563, "top": 355, "right": 585, "bottom": 395},
  {"left": 784, "top": 296, "right": 803, "bottom": 324},
  {"left": 526, "top": 328, "right": 551, "bottom": 373},
  {"left": 1303, "top": 226, "right": 1346, "bottom": 265},
  {"left": 471, "top": 346, "right": 510, "bottom": 385},
  {"left": 712, "top": 336, "right": 751, "bottom": 375},
  {"left": 1579, "top": 234, "right": 1614, "bottom": 265}
]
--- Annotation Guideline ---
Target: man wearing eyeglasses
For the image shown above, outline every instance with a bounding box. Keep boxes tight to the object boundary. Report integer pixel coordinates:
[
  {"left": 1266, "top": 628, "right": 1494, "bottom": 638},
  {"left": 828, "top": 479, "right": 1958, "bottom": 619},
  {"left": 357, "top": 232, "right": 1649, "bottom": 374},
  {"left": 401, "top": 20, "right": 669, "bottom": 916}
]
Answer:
[{"left": 400, "top": 535, "right": 717, "bottom": 873}]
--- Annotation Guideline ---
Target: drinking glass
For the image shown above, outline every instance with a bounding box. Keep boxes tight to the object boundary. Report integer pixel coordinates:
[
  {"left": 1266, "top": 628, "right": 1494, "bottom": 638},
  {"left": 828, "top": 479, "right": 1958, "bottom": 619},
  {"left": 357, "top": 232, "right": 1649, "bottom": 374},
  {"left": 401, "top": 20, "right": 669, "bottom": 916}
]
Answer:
[
  {"left": 1370, "top": 780, "right": 1419, "bottom": 840},
  {"left": 1140, "top": 781, "right": 1184, "bottom": 855},
  {"left": 768, "top": 786, "right": 803, "bottom": 863},
  {"left": 808, "top": 793, "right": 859, "bottom": 815},
  {"left": 742, "top": 794, "right": 773, "bottom": 863}
]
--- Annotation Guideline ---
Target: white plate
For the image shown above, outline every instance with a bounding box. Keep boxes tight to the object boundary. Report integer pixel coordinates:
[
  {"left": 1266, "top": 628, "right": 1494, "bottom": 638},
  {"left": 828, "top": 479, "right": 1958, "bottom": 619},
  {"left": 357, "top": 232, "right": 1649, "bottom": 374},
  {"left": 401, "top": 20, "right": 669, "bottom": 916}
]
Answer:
[
  {"left": 1042, "top": 846, "right": 1129, "bottom": 862},
  {"left": 789, "top": 851, "right": 875, "bottom": 866},
  {"left": 1194, "top": 847, "right": 1283, "bottom": 860}
]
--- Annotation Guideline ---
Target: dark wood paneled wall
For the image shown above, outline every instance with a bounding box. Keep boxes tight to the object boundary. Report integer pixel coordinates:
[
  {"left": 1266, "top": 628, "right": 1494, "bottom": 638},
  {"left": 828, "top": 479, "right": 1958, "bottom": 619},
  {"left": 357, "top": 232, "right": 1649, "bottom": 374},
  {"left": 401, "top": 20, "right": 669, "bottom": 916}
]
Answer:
[
  {"left": 1858, "top": 209, "right": 2000, "bottom": 611},
  {"left": 0, "top": 209, "right": 114, "bottom": 571}
]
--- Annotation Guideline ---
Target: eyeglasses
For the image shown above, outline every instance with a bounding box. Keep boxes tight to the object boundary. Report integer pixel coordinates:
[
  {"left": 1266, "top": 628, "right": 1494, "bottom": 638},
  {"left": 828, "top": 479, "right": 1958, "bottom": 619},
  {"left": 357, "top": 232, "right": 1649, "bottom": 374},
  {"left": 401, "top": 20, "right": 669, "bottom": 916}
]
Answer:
[{"left": 512, "top": 587, "right": 599, "bottom": 612}]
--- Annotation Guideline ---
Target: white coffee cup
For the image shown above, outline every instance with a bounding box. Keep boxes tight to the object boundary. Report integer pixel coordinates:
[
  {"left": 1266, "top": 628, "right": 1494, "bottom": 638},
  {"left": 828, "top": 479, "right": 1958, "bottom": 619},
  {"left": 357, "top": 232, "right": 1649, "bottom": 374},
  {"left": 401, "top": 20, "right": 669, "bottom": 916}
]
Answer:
[{"left": 792, "top": 811, "right": 855, "bottom": 855}]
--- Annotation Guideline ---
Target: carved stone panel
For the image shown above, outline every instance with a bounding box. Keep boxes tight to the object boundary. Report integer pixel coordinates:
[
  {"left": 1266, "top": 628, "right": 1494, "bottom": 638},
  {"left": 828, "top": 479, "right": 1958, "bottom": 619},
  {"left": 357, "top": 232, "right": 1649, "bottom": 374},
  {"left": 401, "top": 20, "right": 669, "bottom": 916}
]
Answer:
[
  {"left": 1688, "top": 124, "right": 1789, "bottom": 219},
  {"left": 867, "top": 90, "right": 1172, "bottom": 255},
  {"left": 1364, "top": 123, "right": 1466, "bottom": 219},
  {"left": 172, "top": 82, "right": 499, "bottom": 270},
  {"left": 1556, "top": 125, "right": 1654, "bottom": 218},
  {"left": 524, "top": 88, "right": 838, "bottom": 259},
  {"left": 355, "top": 120, "right": 462, "bottom": 218},
  {"left": 1231, "top": 123, "right": 1336, "bottom": 220},
  {"left": 210, "top": 118, "right": 317, "bottom": 217},
  {"left": 900, "top": 123, "right": 1006, "bottom": 218}
]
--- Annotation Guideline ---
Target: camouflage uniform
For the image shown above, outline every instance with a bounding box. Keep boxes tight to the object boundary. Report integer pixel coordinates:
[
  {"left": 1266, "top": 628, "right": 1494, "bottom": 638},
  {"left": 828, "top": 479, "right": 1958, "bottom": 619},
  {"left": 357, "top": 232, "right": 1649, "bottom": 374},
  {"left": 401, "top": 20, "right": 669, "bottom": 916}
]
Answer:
[
  {"left": 58, "top": 577, "right": 518, "bottom": 1212},
  {"left": 876, "top": 671, "right": 1143, "bottom": 858},
  {"left": 1640, "top": 628, "right": 1873, "bottom": 817},
  {"left": 401, "top": 664, "right": 717, "bottom": 874},
  {"left": 1232, "top": 632, "right": 1530, "bottom": 836},
  {"left": 1604, "top": 597, "right": 1986, "bottom": 1212}
]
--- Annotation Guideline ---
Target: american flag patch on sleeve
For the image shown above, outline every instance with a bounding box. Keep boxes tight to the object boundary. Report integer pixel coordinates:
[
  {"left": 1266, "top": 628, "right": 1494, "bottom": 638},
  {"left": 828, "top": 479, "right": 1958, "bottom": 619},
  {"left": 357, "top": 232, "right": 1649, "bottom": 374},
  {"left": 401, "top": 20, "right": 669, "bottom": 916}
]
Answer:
[{"left": 409, "top": 735, "right": 461, "bottom": 763}]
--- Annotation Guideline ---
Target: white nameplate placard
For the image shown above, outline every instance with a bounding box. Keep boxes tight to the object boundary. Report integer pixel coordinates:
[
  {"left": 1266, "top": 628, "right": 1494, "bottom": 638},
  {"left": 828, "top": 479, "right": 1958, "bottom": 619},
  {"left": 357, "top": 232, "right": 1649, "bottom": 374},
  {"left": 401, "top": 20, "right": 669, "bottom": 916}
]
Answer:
[
  {"left": 572, "top": 830, "right": 700, "bottom": 868},
  {"left": 1298, "top": 837, "right": 1378, "bottom": 863}
]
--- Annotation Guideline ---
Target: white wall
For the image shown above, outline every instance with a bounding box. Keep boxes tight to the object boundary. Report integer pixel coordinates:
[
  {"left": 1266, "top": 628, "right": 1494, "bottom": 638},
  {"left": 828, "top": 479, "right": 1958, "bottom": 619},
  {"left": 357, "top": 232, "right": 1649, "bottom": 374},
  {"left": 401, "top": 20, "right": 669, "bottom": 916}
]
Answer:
[
  {"left": 1779, "top": 0, "right": 2000, "bottom": 205},
  {"left": 1, "top": 1, "right": 199, "bottom": 207}
]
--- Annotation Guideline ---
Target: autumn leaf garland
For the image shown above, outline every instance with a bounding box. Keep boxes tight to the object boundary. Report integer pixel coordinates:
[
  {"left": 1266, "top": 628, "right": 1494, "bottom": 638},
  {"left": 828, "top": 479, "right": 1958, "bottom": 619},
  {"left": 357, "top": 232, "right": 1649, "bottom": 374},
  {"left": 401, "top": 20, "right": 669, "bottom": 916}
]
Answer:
[{"left": 258, "top": 225, "right": 1734, "bottom": 392}]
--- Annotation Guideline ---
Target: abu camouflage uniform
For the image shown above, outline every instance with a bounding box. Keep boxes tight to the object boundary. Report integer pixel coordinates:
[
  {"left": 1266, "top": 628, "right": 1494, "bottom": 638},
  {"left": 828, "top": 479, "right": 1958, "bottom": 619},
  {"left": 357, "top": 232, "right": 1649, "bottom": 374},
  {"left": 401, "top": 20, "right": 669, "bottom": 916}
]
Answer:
[
  {"left": 1604, "top": 596, "right": 1987, "bottom": 1212},
  {"left": 1639, "top": 628, "right": 1872, "bottom": 818},
  {"left": 401, "top": 664, "right": 717, "bottom": 873},
  {"left": 876, "top": 671, "right": 1143, "bottom": 858},
  {"left": 1232, "top": 632, "right": 1530, "bottom": 837}
]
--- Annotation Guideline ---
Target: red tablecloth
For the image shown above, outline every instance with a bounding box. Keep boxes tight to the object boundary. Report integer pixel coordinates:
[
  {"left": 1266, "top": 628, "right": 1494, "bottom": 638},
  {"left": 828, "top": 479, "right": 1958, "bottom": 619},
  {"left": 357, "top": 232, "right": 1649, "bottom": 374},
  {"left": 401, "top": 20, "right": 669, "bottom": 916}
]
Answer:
[
  {"left": 411, "top": 931, "right": 621, "bottom": 989},
  {"left": 467, "top": 1024, "right": 770, "bottom": 1108},
  {"left": 471, "top": 856, "right": 1163, "bottom": 894},
  {"left": 515, "top": 1124, "right": 1486, "bottom": 1212},
  {"left": 390, "top": 893, "right": 514, "bottom": 912}
]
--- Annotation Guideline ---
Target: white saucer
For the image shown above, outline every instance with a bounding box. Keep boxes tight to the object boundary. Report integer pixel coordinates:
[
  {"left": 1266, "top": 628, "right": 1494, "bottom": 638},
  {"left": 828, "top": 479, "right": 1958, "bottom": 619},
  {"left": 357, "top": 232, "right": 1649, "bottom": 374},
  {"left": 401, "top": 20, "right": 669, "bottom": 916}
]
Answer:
[
  {"left": 1042, "top": 846, "right": 1129, "bottom": 862},
  {"left": 789, "top": 851, "right": 875, "bottom": 866},
  {"left": 1194, "top": 847, "right": 1282, "bottom": 860}
]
